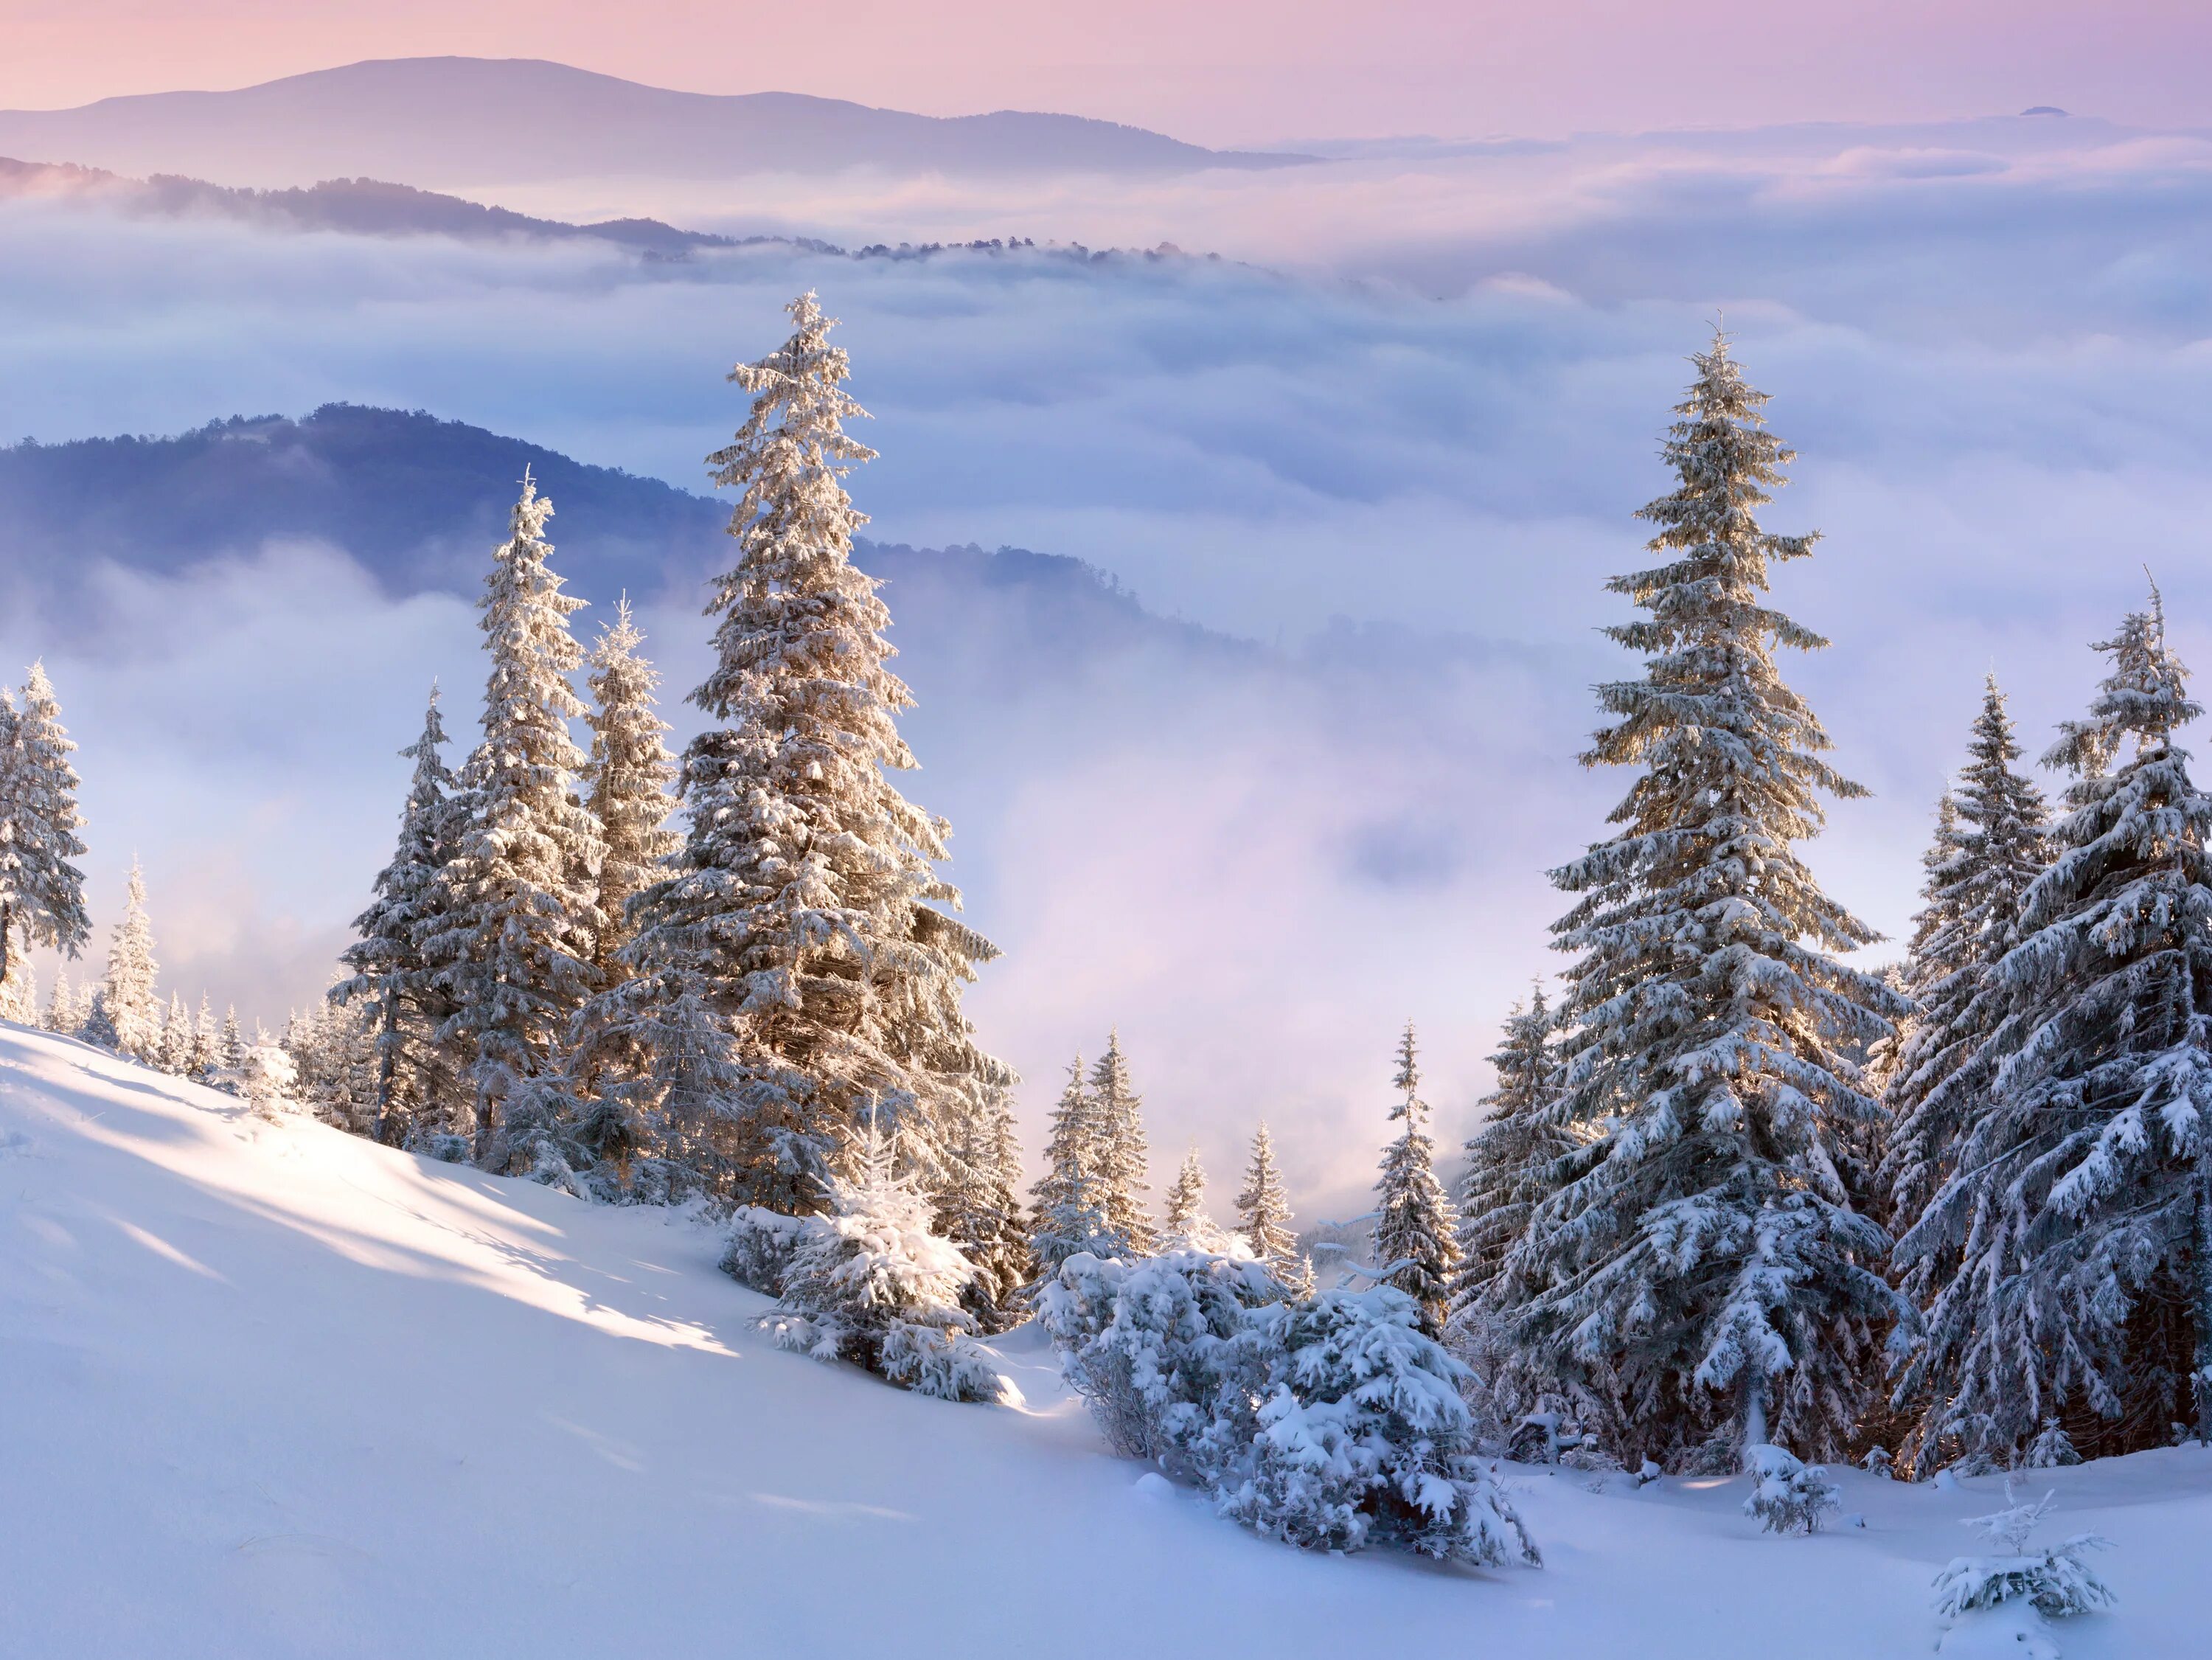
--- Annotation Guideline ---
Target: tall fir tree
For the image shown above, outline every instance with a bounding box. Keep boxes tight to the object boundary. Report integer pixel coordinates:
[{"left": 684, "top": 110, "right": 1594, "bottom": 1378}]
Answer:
[
  {"left": 1898, "top": 591, "right": 2212, "bottom": 1461},
  {"left": 1498, "top": 331, "right": 1902, "bottom": 1470},
  {"left": 1371, "top": 1021, "right": 1461, "bottom": 1336},
  {"left": 1029, "top": 1054, "right": 1119, "bottom": 1271},
  {"left": 1162, "top": 1147, "right": 1220, "bottom": 1249},
  {"left": 1450, "top": 987, "right": 1573, "bottom": 1330},
  {"left": 602, "top": 293, "right": 1006, "bottom": 1210},
  {"left": 566, "top": 601, "right": 680, "bottom": 1172},
  {"left": 1237, "top": 1121, "right": 1307, "bottom": 1293},
  {"left": 338, "top": 686, "right": 469, "bottom": 1147},
  {"left": 1885, "top": 682, "right": 2052, "bottom": 1425},
  {"left": 101, "top": 858, "right": 161, "bottom": 1063},
  {"left": 935, "top": 1080, "right": 1032, "bottom": 1333},
  {"left": 1088, "top": 1030, "right": 1155, "bottom": 1257},
  {"left": 427, "top": 473, "right": 605, "bottom": 1181},
  {"left": 0, "top": 663, "right": 91, "bottom": 998}
]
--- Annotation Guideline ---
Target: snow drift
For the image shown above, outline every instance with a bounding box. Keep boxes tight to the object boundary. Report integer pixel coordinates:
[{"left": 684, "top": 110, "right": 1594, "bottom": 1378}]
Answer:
[{"left": 0, "top": 1021, "right": 2202, "bottom": 1657}]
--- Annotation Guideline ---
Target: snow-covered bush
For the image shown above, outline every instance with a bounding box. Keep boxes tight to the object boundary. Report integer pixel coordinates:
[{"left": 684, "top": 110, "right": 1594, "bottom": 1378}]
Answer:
[
  {"left": 1037, "top": 1248, "right": 1280, "bottom": 1469},
  {"left": 1742, "top": 1443, "right": 1840, "bottom": 1535},
  {"left": 1220, "top": 1289, "right": 1538, "bottom": 1566},
  {"left": 721, "top": 1206, "right": 812, "bottom": 1295},
  {"left": 749, "top": 1126, "right": 1012, "bottom": 1405},
  {"left": 231, "top": 1043, "right": 299, "bottom": 1121},
  {"left": 2018, "top": 1423, "right": 2080, "bottom": 1470},
  {"left": 1860, "top": 1445, "right": 1894, "bottom": 1479},
  {"left": 1041, "top": 1251, "right": 1538, "bottom": 1569},
  {"left": 1931, "top": 1484, "right": 2115, "bottom": 1625}
]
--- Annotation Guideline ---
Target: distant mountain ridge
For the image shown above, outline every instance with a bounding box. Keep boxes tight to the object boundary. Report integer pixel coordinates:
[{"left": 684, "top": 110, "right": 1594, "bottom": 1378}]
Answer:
[
  {"left": 0, "top": 155, "right": 1221, "bottom": 268},
  {"left": 0, "top": 58, "right": 1312, "bottom": 189},
  {"left": 0, "top": 406, "right": 1242, "bottom": 670}
]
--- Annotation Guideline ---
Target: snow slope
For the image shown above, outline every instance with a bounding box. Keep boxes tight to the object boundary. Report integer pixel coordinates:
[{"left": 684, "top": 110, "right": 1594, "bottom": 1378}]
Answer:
[{"left": 1, "top": 1020, "right": 2205, "bottom": 1659}]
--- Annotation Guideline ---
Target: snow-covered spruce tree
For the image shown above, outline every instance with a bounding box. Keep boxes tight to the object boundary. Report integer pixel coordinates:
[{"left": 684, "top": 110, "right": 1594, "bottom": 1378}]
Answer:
[
  {"left": 1030, "top": 1054, "right": 1123, "bottom": 1271},
  {"left": 753, "top": 1113, "right": 1011, "bottom": 1402},
  {"left": 564, "top": 600, "right": 681, "bottom": 1174},
  {"left": 425, "top": 473, "right": 605, "bottom": 1184},
  {"left": 1885, "top": 684, "right": 2056, "bottom": 1468},
  {"left": 100, "top": 858, "right": 162, "bottom": 1063},
  {"left": 1500, "top": 331, "right": 1903, "bottom": 1471},
  {"left": 599, "top": 293, "right": 1007, "bottom": 1210},
  {"left": 189, "top": 995, "right": 218, "bottom": 1082},
  {"left": 336, "top": 686, "right": 470, "bottom": 1148},
  {"left": 158, "top": 993, "right": 191, "bottom": 1074},
  {"left": 288, "top": 976, "right": 379, "bottom": 1133},
  {"left": 1371, "top": 1021, "right": 1461, "bottom": 1336},
  {"left": 1088, "top": 1031, "right": 1155, "bottom": 1257},
  {"left": 1905, "top": 591, "right": 2212, "bottom": 1459},
  {"left": 935, "top": 1080, "right": 1032, "bottom": 1333},
  {"left": 218, "top": 1006, "right": 245, "bottom": 1083},
  {"left": 78, "top": 987, "right": 119, "bottom": 1051},
  {"left": 1885, "top": 683, "right": 2051, "bottom": 1279},
  {"left": 1163, "top": 1147, "right": 1240, "bottom": 1253},
  {"left": 1237, "top": 1122, "right": 1309, "bottom": 1294},
  {"left": 1450, "top": 987, "right": 1571, "bottom": 1324},
  {"left": 0, "top": 664, "right": 91, "bottom": 1001},
  {"left": 1740, "top": 1442, "right": 1840, "bottom": 1535},
  {"left": 43, "top": 966, "right": 72, "bottom": 1034}
]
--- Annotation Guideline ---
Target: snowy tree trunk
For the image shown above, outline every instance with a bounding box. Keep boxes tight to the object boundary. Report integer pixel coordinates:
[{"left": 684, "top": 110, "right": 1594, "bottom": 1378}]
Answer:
[
  {"left": 1742, "top": 1375, "right": 1768, "bottom": 1462},
  {"left": 2196, "top": 1161, "right": 2212, "bottom": 1445}
]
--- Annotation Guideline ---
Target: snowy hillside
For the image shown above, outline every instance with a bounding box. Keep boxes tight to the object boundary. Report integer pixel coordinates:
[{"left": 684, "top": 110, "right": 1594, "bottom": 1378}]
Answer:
[{"left": 1, "top": 1021, "right": 2204, "bottom": 1660}]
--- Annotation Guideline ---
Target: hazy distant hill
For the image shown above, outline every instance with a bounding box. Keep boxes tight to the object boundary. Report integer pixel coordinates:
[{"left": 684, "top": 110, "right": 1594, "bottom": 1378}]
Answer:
[
  {"left": 0, "top": 406, "right": 1237, "bottom": 672},
  {"left": 0, "top": 156, "right": 745, "bottom": 256},
  {"left": 0, "top": 58, "right": 1310, "bottom": 190}
]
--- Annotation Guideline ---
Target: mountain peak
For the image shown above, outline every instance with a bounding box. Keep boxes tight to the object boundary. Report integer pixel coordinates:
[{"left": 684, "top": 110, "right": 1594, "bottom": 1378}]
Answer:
[{"left": 0, "top": 56, "right": 1312, "bottom": 190}]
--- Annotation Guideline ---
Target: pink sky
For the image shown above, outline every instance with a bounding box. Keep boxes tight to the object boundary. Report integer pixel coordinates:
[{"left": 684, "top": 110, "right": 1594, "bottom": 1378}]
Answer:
[{"left": 6, "top": 0, "right": 2211, "bottom": 146}]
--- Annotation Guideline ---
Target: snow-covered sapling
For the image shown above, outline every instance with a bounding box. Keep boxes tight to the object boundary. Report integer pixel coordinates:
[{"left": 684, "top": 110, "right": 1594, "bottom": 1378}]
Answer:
[
  {"left": 232, "top": 1043, "right": 299, "bottom": 1121},
  {"left": 1742, "top": 1443, "right": 1840, "bottom": 1535},
  {"left": 1932, "top": 1484, "right": 2115, "bottom": 1622},
  {"left": 756, "top": 1116, "right": 1012, "bottom": 1404},
  {"left": 2019, "top": 1423, "right": 2080, "bottom": 1470},
  {"left": 1861, "top": 1445, "right": 1894, "bottom": 1479}
]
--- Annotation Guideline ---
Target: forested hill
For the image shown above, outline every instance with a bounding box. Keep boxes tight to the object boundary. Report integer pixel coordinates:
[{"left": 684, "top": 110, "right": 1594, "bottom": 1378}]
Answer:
[{"left": 0, "top": 404, "right": 1237, "bottom": 667}]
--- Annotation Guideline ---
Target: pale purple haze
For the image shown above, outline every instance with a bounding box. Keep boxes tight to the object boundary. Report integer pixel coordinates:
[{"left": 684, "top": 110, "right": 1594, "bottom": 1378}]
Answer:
[{"left": 7, "top": 1, "right": 2212, "bottom": 145}]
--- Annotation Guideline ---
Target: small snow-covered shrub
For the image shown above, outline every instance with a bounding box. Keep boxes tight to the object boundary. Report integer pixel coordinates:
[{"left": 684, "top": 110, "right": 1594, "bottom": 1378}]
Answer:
[
  {"left": 1860, "top": 1445, "right": 1894, "bottom": 1479},
  {"left": 2017, "top": 1423, "right": 2080, "bottom": 1470},
  {"left": 229, "top": 1043, "right": 299, "bottom": 1120},
  {"left": 1742, "top": 1443, "right": 1840, "bottom": 1535},
  {"left": 1930, "top": 1484, "right": 2115, "bottom": 1624},
  {"left": 1036, "top": 1248, "right": 1279, "bottom": 1470},
  {"left": 1042, "top": 1254, "right": 1538, "bottom": 1569},
  {"left": 752, "top": 1127, "right": 1012, "bottom": 1405},
  {"left": 722, "top": 1205, "right": 811, "bottom": 1295},
  {"left": 1221, "top": 1290, "right": 1539, "bottom": 1566}
]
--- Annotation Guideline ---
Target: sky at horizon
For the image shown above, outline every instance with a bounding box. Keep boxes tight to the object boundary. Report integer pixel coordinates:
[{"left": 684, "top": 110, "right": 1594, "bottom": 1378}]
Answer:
[{"left": 6, "top": 1, "right": 2212, "bottom": 147}]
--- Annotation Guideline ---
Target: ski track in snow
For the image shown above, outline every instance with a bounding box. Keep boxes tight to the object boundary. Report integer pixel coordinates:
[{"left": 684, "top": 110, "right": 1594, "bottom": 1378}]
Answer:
[{"left": 1, "top": 1020, "right": 2205, "bottom": 1659}]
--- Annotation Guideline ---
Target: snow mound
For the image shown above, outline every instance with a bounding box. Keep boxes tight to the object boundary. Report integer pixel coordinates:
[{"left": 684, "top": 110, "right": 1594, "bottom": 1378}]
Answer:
[{"left": 0, "top": 1023, "right": 2199, "bottom": 1658}]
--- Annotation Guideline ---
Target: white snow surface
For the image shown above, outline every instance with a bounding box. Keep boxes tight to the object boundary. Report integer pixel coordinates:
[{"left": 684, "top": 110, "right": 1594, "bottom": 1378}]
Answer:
[{"left": 2, "top": 1021, "right": 2206, "bottom": 1659}]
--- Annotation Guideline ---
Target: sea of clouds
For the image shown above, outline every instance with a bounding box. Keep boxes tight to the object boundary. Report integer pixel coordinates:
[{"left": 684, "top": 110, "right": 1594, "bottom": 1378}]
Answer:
[{"left": 3, "top": 111, "right": 2209, "bottom": 1211}]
